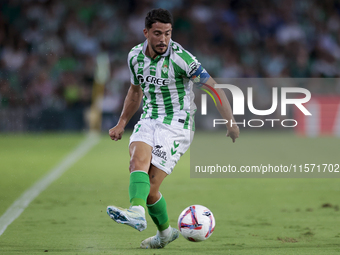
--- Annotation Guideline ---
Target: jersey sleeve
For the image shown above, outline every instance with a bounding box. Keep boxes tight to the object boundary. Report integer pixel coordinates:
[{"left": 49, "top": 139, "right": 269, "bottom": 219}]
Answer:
[
  {"left": 127, "top": 51, "right": 140, "bottom": 85},
  {"left": 171, "top": 42, "right": 210, "bottom": 87}
]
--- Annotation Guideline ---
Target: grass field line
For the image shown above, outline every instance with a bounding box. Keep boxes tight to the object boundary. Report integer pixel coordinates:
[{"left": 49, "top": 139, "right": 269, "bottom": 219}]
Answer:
[{"left": 0, "top": 132, "right": 101, "bottom": 236}]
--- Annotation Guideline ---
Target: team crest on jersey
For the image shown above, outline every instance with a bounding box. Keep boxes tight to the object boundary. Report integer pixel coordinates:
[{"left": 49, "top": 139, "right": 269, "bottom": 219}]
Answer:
[{"left": 162, "top": 65, "right": 168, "bottom": 74}]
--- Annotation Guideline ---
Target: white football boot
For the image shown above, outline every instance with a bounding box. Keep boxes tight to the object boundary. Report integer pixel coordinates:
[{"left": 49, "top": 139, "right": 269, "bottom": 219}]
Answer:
[
  {"left": 107, "top": 205, "right": 147, "bottom": 232},
  {"left": 140, "top": 227, "right": 179, "bottom": 249}
]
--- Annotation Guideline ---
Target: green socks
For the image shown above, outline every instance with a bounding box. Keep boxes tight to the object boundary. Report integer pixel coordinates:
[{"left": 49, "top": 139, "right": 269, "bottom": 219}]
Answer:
[
  {"left": 129, "top": 171, "right": 170, "bottom": 231},
  {"left": 129, "top": 171, "right": 150, "bottom": 209},
  {"left": 147, "top": 195, "right": 170, "bottom": 231}
]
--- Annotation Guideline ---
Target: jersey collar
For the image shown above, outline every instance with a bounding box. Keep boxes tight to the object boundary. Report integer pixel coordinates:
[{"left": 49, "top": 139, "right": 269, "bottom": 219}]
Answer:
[{"left": 142, "top": 39, "right": 171, "bottom": 58}]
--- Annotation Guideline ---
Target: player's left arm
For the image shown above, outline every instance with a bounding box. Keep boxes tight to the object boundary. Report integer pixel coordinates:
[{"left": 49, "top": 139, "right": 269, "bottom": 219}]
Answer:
[
  {"left": 203, "top": 77, "right": 239, "bottom": 142},
  {"left": 189, "top": 66, "right": 239, "bottom": 142}
]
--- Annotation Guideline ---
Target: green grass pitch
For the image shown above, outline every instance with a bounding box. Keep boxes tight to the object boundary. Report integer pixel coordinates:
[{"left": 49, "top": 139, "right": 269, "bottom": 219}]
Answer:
[{"left": 0, "top": 132, "right": 339, "bottom": 254}]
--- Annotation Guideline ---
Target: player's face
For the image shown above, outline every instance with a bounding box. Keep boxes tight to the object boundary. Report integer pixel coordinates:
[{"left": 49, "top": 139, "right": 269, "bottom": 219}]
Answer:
[{"left": 144, "top": 22, "right": 172, "bottom": 57}]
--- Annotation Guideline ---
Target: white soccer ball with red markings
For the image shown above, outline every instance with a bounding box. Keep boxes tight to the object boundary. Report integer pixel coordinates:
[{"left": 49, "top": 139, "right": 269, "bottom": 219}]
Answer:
[{"left": 177, "top": 205, "right": 215, "bottom": 242}]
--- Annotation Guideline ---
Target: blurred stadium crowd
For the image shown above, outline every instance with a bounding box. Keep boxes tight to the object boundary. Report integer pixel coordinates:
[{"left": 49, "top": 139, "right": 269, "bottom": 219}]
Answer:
[{"left": 1, "top": 0, "right": 340, "bottom": 131}]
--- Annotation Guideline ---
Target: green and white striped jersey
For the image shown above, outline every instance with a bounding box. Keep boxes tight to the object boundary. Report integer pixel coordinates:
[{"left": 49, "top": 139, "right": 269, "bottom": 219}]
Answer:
[{"left": 128, "top": 39, "right": 202, "bottom": 131}]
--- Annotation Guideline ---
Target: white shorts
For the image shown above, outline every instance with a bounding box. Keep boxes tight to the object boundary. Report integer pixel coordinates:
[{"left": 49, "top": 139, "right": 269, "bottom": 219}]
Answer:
[{"left": 129, "top": 118, "right": 194, "bottom": 174}]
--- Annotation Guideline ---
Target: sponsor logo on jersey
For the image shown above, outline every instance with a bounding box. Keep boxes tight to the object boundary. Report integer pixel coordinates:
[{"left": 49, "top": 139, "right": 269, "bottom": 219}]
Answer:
[
  {"left": 152, "top": 145, "right": 167, "bottom": 161},
  {"left": 137, "top": 74, "right": 145, "bottom": 84},
  {"left": 137, "top": 74, "right": 170, "bottom": 86}
]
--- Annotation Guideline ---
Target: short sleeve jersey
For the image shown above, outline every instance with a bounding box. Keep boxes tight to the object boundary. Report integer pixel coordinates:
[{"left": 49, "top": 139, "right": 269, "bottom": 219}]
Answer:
[{"left": 127, "top": 39, "right": 204, "bottom": 131}]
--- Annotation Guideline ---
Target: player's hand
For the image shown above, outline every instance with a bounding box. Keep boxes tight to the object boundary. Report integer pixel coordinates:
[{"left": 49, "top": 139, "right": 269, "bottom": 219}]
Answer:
[
  {"left": 109, "top": 124, "right": 125, "bottom": 141},
  {"left": 226, "top": 125, "right": 239, "bottom": 143}
]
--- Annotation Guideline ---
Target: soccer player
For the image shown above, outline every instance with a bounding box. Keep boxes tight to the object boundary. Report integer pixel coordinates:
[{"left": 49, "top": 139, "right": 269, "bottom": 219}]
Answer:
[{"left": 107, "top": 8, "right": 239, "bottom": 249}]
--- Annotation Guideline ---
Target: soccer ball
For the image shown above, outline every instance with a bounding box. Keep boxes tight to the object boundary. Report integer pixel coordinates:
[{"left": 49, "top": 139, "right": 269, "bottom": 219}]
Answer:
[{"left": 177, "top": 205, "right": 215, "bottom": 242}]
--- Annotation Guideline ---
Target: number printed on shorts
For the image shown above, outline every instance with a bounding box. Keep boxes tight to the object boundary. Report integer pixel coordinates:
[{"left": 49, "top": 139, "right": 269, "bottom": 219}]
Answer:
[{"left": 134, "top": 124, "right": 141, "bottom": 133}]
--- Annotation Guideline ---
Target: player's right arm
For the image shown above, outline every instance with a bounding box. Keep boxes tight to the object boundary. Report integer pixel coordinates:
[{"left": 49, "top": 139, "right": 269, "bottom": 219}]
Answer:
[{"left": 109, "top": 84, "right": 142, "bottom": 141}]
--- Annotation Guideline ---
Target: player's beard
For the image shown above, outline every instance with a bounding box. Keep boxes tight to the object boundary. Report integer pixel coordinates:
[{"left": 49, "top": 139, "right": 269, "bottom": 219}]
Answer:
[{"left": 151, "top": 43, "right": 167, "bottom": 56}]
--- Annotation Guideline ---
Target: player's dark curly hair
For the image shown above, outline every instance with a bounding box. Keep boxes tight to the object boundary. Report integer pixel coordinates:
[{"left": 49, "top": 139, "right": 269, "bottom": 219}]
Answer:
[{"left": 145, "top": 8, "right": 173, "bottom": 29}]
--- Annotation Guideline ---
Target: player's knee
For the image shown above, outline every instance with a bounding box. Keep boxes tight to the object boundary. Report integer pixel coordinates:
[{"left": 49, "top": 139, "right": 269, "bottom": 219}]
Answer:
[
  {"left": 129, "top": 158, "right": 138, "bottom": 172},
  {"left": 129, "top": 157, "right": 149, "bottom": 172}
]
